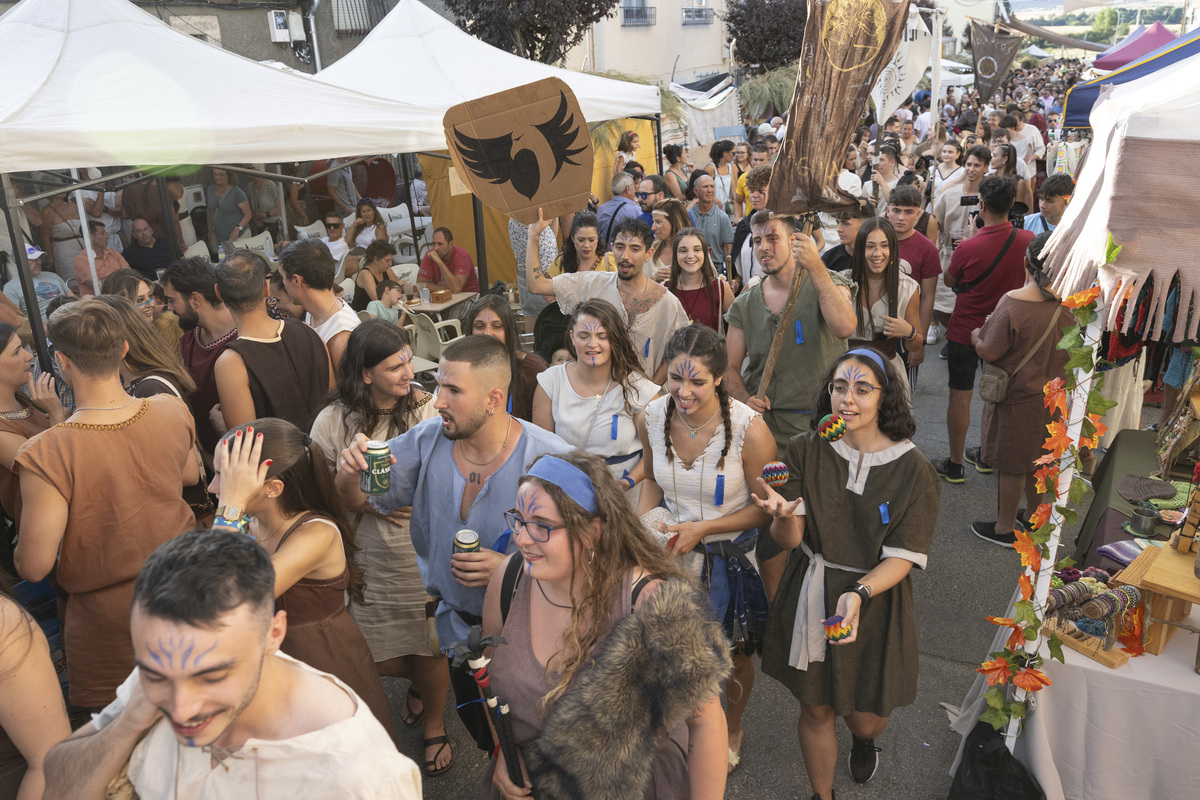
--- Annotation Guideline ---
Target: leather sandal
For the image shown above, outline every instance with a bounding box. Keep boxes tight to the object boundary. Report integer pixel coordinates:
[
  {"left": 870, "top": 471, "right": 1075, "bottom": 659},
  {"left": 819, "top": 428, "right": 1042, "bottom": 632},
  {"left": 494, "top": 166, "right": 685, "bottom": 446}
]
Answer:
[
  {"left": 423, "top": 735, "right": 453, "bottom": 777},
  {"left": 401, "top": 687, "right": 424, "bottom": 728}
]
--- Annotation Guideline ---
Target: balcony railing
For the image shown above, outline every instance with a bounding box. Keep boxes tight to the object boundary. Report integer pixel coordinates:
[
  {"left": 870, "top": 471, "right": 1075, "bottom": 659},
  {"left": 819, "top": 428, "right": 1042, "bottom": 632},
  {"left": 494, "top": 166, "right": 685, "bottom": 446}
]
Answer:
[
  {"left": 681, "top": 7, "right": 714, "bottom": 25},
  {"left": 332, "top": 0, "right": 396, "bottom": 36},
  {"left": 621, "top": 6, "right": 657, "bottom": 27}
]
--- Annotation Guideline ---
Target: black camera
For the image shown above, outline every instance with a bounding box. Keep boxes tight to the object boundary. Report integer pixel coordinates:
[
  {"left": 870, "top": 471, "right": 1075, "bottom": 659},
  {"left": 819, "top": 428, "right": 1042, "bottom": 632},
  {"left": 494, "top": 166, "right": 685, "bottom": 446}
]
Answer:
[{"left": 960, "top": 195, "right": 979, "bottom": 207}]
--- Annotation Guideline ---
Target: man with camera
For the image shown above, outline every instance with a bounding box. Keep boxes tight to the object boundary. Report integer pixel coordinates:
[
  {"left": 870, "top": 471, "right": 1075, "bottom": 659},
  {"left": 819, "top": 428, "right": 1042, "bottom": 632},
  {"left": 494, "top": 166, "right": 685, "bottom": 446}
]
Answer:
[{"left": 935, "top": 175, "right": 1033, "bottom": 485}]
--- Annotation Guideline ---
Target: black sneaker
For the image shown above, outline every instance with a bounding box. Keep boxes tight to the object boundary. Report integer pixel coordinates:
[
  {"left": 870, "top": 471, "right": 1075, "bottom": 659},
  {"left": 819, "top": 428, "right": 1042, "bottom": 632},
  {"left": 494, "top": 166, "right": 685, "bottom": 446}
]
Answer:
[
  {"left": 934, "top": 458, "right": 966, "bottom": 484},
  {"left": 971, "top": 521, "right": 1017, "bottom": 548},
  {"left": 848, "top": 734, "right": 880, "bottom": 784},
  {"left": 964, "top": 447, "right": 993, "bottom": 474}
]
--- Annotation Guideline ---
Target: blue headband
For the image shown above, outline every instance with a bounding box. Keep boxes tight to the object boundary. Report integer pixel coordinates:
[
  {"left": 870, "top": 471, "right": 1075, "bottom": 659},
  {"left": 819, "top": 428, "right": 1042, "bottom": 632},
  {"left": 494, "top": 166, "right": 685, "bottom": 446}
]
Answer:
[
  {"left": 526, "top": 457, "right": 598, "bottom": 516},
  {"left": 844, "top": 348, "right": 889, "bottom": 386}
]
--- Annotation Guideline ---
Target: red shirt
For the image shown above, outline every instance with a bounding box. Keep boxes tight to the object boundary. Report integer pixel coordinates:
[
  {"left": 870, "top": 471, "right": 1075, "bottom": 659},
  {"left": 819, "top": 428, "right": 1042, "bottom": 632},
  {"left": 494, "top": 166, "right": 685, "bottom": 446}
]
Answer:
[
  {"left": 418, "top": 245, "right": 479, "bottom": 293},
  {"left": 946, "top": 222, "right": 1033, "bottom": 345},
  {"left": 897, "top": 231, "right": 942, "bottom": 282}
]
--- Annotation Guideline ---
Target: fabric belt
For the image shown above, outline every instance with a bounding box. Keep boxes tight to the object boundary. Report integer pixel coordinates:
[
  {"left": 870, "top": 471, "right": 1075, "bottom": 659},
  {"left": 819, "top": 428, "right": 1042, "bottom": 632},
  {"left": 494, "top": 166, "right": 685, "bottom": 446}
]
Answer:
[
  {"left": 787, "top": 540, "right": 868, "bottom": 670},
  {"left": 702, "top": 530, "right": 767, "bottom": 650},
  {"left": 603, "top": 449, "right": 642, "bottom": 466}
]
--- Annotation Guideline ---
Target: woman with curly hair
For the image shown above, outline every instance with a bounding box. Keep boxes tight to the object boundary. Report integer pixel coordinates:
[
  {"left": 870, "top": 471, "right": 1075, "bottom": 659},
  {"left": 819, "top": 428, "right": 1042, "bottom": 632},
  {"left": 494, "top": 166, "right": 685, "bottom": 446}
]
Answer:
[
  {"left": 465, "top": 294, "right": 548, "bottom": 424},
  {"left": 757, "top": 348, "right": 940, "bottom": 800},
  {"left": 210, "top": 417, "right": 396, "bottom": 741},
  {"left": 636, "top": 323, "right": 775, "bottom": 775},
  {"left": 532, "top": 300, "right": 659, "bottom": 498},
  {"left": 482, "top": 451, "right": 728, "bottom": 800},
  {"left": 667, "top": 228, "right": 734, "bottom": 333},
  {"left": 309, "top": 321, "right": 453, "bottom": 774}
]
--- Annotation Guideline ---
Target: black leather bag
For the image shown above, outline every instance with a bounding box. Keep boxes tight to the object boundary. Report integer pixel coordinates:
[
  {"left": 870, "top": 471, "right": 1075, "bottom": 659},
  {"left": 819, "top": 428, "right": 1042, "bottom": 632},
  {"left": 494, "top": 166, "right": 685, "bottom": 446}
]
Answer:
[{"left": 948, "top": 721, "right": 1046, "bottom": 800}]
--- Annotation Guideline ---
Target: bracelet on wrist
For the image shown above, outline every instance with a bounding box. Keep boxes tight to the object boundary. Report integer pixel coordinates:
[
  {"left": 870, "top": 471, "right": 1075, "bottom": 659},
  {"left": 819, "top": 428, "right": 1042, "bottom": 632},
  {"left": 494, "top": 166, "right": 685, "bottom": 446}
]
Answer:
[{"left": 213, "top": 514, "right": 248, "bottom": 533}]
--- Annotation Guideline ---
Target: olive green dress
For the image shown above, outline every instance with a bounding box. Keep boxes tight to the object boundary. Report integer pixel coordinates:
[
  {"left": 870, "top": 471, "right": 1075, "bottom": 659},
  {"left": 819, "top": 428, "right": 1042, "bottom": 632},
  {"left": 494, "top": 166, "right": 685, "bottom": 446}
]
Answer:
[{"left": 762, "top": 432, "right": 940, "bottom": 717}]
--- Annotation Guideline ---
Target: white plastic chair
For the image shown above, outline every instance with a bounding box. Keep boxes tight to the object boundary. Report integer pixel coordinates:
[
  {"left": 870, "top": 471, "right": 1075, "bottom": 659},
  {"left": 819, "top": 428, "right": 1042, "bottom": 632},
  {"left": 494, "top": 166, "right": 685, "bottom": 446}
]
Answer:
[
  {"left": 410, "top": 312, "right": 463, "bottom": 362},
  {"left": 333, "top": 253, "right": 349, "bottom": 285},
  {"left": 183, "top": 185, "right": 206, "bottom": 214},
  {"left": 295, "top": 221, "right": 327, "bottom": 240},
  {"left": 182, "top": 239, "right": 211, "bottom": 262},
  {"left": 357, "top": 310, "right": 372, "bottom": 322},
  {"left": 339, "top": 277, "right": 355, "bottom": 298},
  {"left": 391, "top": 263, "right": 418, "bottom": 285},
  {"left": 238, "top": 230, "right": 274, "bottom": 259}
]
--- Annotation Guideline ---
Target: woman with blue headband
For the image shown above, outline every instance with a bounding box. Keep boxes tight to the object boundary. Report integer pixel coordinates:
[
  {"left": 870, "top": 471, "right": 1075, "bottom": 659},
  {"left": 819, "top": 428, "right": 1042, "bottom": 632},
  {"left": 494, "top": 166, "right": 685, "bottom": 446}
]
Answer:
[
  {"left": 481, "top": 451, "right": 729, "bottom": 800},
  {"left": 755, "top": 347, "right": 940, "bottom": 800}
]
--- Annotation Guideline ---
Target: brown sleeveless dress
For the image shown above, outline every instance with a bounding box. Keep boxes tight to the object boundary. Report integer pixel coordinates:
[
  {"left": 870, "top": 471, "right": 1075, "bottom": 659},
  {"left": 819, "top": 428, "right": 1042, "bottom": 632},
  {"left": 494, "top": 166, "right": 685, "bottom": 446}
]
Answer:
[
  {"left": 483, "top": 570, "right": 689, "bottom": 800},
  {"left": 274, "top": 512, "right": 397, "bottom": 740}
]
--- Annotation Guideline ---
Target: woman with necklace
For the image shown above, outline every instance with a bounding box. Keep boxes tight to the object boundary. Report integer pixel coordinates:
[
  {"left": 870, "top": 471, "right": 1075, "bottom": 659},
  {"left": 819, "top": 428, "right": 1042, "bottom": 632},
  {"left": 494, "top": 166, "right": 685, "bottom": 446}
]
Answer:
[
  {"left": 0, "top": 323, "right": 65, "bottom": 530},
  {"left": 310, "top": 321, "right": 453, "bottom": 775},
  {"left": 531, "top": 300, "right": 659, "bottom": 500},
  {"left": 930, "top": 139, "right": 965, "bottom": 209},
  {"left": 636, "top": 324, "right": 775, "bottom": 775},
  {"left": 210, "top": 417, "right": 398, "bottom": 743},
  {"left": 667, "top": 229, "right": 734, "bottom": 332},
  {"left": 843, "top": 218, "right": 921, "bottom": 395},
  {"left": 481, "top": 451, "right": 727, "bottom": 800},
  {"left": 756, "top": 348, "right": 939, "bottom": 800}
]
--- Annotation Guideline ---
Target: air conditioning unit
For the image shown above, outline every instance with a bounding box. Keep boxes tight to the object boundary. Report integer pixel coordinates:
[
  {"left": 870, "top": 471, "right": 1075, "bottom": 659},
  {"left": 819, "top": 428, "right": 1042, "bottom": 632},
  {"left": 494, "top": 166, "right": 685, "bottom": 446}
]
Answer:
[{"left": 268, "top": 10, "right": 308, "bottom": 43}]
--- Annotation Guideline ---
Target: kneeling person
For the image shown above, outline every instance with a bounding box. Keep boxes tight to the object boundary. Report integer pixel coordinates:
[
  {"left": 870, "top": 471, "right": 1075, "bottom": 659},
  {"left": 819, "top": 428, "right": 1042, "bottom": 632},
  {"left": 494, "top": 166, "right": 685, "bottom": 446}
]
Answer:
[{"left": 42, "top": 529, "right": 421, "bottom": 800}]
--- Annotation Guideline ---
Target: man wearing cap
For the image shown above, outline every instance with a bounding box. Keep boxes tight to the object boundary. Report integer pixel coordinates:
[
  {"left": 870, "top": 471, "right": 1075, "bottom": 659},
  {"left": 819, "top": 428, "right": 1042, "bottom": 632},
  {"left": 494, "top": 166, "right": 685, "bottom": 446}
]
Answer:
[
  {"left": 335, "top": 334, "right": 569, "bottom": 754},
  {"left": 3, "top": 246, "right": 73, "bottom": 317}
]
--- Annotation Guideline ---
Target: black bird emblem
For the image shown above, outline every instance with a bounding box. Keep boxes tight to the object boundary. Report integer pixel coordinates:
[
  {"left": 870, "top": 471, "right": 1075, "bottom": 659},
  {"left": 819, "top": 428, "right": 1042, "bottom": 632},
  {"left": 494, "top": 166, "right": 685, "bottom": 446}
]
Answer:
[{"left": 453, "top": 92, "right": 586, "bottom": 201}]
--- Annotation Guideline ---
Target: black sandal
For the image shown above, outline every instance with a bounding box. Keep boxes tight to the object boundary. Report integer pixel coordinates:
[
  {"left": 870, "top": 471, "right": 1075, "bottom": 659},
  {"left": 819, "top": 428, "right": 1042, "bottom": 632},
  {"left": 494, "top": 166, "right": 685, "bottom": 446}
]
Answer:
[
  {"left": 423, "top": 735, "right": 454, "bottom": 777},
  {"left": 401, "top": 687, "right": 424, "bottom": 727}
]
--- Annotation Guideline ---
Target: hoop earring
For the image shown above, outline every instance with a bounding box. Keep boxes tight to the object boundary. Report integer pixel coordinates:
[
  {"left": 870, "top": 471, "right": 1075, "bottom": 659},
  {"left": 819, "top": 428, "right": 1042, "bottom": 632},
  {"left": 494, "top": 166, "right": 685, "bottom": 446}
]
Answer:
[{"left": 588, "top": 548, "right": 595, "bottom": 566}]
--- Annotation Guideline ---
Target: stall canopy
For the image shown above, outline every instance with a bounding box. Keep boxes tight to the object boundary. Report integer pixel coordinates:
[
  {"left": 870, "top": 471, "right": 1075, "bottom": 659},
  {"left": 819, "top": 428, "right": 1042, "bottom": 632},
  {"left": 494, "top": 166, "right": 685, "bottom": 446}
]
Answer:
[
  {"left": 1044, "top": 53, "right": 1200, "bottom": 343},
  {"left": 317, "top": 0, "right": 660, "bottom": 124},
  {"left": 1062, "top": 25, "right": 1200, "bottom": 129},
  {"left": 0, "top": 0, "right": 446, "bottom": 172},
  {"left": 1096, "top": 24, "right": 1146, "bottom": 58},
  {"left": 1092, "top": 21, "right": 1178, "bottom": 70}
]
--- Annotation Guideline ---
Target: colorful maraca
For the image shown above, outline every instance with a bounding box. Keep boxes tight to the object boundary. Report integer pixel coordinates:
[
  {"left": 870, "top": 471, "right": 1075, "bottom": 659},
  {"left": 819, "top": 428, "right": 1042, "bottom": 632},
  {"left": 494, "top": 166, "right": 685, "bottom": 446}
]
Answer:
[
  {"left": 762, "top": 461, "right": 789, "bottom": 488},
  {"left": 823, "top": 615, "right": 852, "bottom": 641},
  {"left": 817, "top": 413, "right": 846, "bottom": 442}
]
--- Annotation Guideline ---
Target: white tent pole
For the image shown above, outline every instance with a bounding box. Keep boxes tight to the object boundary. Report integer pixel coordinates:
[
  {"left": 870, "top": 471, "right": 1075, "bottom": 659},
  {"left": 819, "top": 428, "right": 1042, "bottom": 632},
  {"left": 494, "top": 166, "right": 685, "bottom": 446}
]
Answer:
[
  {"left": 71, "top": 168, "right": 100, "bottom": 294},
  {"left": 930, "top": 8, "right": 942, "bottom": 136},
  {"left": 1003, "top": 312, "right": 1102, "bottom": 752}
]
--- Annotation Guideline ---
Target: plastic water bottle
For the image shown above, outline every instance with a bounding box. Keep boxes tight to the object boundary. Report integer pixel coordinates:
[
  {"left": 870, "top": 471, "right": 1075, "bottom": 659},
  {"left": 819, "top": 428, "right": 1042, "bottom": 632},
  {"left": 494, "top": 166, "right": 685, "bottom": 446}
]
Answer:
[
  {"left": 419, "top": 287, "right": 431, "bottom": 305},
  {"left": 217, "top": 244, "right": 226, "bottom": 262}
]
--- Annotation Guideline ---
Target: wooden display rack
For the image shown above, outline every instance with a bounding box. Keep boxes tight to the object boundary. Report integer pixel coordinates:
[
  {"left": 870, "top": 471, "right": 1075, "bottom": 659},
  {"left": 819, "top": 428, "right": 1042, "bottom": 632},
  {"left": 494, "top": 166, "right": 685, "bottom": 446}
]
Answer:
[
  {"left": 1114, "top": 542, "right": 1200, "bottom": 672},
  {"left": 1041, "top": 617, "right": 1130, "bottom": 669}
]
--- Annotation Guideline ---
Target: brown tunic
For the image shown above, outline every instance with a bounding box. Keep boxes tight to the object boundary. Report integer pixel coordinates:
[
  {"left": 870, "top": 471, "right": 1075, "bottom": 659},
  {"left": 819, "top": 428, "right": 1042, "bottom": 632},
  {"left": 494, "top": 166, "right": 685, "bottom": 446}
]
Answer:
[
  {"left": 978, "top": 296, "right": 1075, "bottom": 474},
  {"left": 0, "top": 395, "right": 51, "bottom": 522},
  {"left": 14, "top": 397, "right": 196, "bottom": 706},
  {"left": 274, "top": 513, "right": 397, "bottom": 740},
  {"left": 484, "top": 570, "right": 689, "bottom": 800},
  {"left": 226, "top": 319, "right": 330, "bottom": 434}
]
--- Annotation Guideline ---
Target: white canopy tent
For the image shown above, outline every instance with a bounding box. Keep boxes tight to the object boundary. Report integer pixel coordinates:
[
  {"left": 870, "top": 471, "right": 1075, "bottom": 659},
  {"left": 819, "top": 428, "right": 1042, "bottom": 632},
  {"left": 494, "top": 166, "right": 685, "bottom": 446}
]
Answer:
[
  {"left": 316, "top": 0, "right": 661, "bottom": 124},
  {"left": 0, "top": 0, "right": 446, "bottom": 172}
]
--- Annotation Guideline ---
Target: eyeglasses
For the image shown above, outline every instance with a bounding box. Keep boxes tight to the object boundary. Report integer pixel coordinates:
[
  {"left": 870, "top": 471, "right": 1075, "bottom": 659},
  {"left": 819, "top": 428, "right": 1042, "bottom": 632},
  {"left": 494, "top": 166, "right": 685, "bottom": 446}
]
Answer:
[
  {"left": 635, "top": 192, "right": 651, "bottom": 199},
  {"left": 829, "top": 381, "right": 882, "bottom": 398},
  {"left": 327, "top": 222, "right": 343, "bottom": 229},
  {"left": 503, "top": 508, "right": 567, "bottom": 542}
]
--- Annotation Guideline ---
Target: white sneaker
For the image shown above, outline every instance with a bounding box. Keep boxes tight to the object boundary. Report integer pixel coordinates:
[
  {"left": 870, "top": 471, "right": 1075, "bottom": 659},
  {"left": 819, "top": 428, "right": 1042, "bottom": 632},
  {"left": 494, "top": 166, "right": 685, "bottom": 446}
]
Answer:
[{"left": 925, "top": 322, "right": 942, "bottom": 345}]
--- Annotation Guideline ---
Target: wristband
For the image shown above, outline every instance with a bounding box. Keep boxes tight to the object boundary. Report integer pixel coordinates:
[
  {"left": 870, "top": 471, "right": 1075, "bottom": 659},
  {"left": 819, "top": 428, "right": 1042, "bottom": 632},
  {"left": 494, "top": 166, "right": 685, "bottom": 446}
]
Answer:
[
  {"left": 847, "top": 582, "right": 872, "bottom": 603},
  {"left": 214, "top": 514, "right": 248, "bottom": 533},
  {"left": 620, "top": 476, "right": 635, "bottom": 489}
]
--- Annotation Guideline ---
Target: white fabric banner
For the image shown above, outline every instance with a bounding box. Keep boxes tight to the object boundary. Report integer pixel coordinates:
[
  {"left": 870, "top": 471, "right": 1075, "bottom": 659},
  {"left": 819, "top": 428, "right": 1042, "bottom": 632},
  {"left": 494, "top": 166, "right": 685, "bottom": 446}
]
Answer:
[{"left": 871, "top": 8, "right": 934, "bottom": 122}]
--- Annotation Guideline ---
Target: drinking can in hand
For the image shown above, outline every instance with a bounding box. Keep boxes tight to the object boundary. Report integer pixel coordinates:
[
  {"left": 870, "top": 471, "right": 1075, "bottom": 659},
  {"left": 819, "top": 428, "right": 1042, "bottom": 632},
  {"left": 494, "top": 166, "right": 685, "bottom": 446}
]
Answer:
[
  {"left": 453, "top": 529, "right": 481, "bottom": 554},
  {"left": 361, "top": 441, "right": 391, "bottom": 495}
]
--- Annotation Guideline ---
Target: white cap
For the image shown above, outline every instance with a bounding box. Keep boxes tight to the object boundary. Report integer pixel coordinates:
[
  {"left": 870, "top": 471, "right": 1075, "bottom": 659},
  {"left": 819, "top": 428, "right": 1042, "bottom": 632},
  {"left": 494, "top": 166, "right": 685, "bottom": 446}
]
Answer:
[
  {"left": 25, "top": 244, "right": 45, "bottom": 259},
  {"left": 757, "top": 122, "right": 774, "bottom": 136}
]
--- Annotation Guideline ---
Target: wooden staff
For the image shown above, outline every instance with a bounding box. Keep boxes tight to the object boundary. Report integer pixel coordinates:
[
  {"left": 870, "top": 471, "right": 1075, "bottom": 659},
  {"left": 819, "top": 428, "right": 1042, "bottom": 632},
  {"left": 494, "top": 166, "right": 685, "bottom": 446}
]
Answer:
[{"left": 756, "top": 215, "right": 816, "bottom": 403}]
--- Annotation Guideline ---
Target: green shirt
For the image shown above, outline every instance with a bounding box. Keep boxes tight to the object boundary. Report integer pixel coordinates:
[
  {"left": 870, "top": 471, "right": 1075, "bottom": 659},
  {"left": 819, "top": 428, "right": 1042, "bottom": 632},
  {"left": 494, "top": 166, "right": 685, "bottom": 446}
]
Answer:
[{"left": 366, "top": 300, "right": 400, "bottom": 324}]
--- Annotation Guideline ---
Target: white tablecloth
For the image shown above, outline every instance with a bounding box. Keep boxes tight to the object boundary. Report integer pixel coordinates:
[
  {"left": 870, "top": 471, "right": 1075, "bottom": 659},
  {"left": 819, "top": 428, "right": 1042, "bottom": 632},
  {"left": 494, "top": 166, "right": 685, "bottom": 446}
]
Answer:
[{"left": 1013, "top": 606, "right": 1200, "bottom": 800}]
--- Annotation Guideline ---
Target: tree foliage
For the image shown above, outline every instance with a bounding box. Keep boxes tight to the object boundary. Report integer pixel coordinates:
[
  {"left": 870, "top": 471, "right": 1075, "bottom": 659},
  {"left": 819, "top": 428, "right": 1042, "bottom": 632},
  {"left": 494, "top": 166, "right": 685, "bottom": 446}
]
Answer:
[
  {"left": 722, "top": 0, "right": 809, "bottom": 73},
  {"left": 442, "top": 0, "right": 620, "bottom": 65}
]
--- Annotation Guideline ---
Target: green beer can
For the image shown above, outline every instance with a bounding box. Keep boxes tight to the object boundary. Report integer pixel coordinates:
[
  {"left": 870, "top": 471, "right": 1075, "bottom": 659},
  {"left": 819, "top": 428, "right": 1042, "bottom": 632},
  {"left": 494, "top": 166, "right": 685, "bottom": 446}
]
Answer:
[
  {"left": 360, "top": 441, "right": 391, "bottom": 495},
  {"left": 453, "top": 529, "right": 481, "bottom": 554}
]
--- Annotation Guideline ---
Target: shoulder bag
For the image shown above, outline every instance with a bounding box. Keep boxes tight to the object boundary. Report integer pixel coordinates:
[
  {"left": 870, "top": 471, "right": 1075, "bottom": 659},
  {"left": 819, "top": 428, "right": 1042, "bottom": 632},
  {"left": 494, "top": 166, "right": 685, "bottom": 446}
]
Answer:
[
  {"left": 952, "top": 225, "right": 1018, "bottom": 295},
  {"left": 977, "top": 305, "right": 1061, "bottom": 404}
]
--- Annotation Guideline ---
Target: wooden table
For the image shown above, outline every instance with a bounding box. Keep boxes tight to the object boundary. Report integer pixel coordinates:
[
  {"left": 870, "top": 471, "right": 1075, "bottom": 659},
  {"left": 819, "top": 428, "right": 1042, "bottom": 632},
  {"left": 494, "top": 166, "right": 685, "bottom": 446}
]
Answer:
[{"left": 405, "top": 291, "right": 477, "bottom": 321}]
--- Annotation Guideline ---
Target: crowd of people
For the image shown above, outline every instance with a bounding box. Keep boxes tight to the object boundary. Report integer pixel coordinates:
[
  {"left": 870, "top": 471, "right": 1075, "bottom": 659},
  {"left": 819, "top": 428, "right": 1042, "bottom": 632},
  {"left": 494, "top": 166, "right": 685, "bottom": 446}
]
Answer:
[{"left": 0, "top": 59, "right": 1119, "bottom": 800}]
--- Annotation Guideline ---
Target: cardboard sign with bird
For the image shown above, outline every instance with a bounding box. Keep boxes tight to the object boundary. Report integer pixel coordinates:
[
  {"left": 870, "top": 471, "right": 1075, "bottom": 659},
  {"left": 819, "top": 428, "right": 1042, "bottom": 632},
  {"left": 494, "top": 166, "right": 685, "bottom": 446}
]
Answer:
[{"left": 443, "top": 78, "right": 594, "bottom": 225}]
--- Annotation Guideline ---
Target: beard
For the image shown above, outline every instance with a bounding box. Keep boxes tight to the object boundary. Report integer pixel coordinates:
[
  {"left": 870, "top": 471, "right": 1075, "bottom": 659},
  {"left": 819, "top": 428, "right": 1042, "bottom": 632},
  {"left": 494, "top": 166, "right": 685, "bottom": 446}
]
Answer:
[
  {"left": 175, "top": 308, "right": 200, "bottom": 331},
  {"left": 440, "top": 407, "right": 488, "bottom": 440}
]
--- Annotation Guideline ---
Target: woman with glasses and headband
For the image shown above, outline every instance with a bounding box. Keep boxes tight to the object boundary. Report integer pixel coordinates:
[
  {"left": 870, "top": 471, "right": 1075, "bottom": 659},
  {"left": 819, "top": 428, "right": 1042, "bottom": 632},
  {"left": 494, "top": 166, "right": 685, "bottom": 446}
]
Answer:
[
  {"left": 756, "top": 348, "right": 939, "bottom": 800},
  {"left": 481, "top": 451, "right": 728, "bottom": 800}
]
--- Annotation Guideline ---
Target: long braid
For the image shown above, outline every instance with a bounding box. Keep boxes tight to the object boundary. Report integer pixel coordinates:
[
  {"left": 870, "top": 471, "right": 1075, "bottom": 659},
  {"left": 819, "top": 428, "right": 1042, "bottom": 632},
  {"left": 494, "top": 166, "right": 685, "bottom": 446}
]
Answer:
[
  {"left": 662, "top": 396, "right": 676, "bottom": 465},
  {"left": 715, "top": 380, "right": 733, "bottom": 471}
]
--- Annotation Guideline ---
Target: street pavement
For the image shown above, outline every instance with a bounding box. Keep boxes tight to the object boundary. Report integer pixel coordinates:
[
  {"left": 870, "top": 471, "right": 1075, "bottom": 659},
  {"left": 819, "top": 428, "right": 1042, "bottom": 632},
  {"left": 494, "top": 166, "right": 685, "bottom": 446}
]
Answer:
[{"left": 383, "top": 348, "right": 1098, "bottom": 799}]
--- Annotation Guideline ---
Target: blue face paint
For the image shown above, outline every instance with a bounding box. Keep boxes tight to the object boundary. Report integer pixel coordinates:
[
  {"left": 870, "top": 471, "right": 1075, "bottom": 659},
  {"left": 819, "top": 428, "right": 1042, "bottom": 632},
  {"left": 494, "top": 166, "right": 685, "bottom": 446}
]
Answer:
[{"left": 186, "top": 737, "right": 195, "bottom": 747}]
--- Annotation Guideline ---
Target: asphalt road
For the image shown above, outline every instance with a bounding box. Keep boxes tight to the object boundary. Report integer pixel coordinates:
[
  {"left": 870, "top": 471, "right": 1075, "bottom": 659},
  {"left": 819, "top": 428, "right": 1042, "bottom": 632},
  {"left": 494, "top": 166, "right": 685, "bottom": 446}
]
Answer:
[{"left": 382, "top": 350, "right": 1103, "bottom": 799}]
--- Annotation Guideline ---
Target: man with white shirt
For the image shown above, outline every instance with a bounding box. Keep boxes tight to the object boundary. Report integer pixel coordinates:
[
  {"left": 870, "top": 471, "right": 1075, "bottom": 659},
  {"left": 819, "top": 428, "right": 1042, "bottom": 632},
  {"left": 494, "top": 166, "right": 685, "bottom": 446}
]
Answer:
[
  {"left": 913, "top": 100, "right": 933, "bottom": 141},
  {"left": 42, "top": 529, "right": 421, "bottom": 800},
  {"left": 1000, "top": 110, "right": 1044, "bottom": 171},
  {"left": 818, "top": 145, "right": 863, "bottom": 254},
  {"left": 318, "top": 211, "right": 350, "bottom": 262},
  {"left": 279, "top": 238, "right": 359, "bottom": 375}
]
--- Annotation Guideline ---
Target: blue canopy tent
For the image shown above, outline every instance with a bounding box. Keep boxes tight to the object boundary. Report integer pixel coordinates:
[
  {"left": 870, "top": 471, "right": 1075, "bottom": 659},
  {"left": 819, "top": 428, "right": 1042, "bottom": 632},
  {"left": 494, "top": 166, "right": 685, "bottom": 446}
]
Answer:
[{"left": 1063, "top": 26, "right": 1200, "bottom": 129}]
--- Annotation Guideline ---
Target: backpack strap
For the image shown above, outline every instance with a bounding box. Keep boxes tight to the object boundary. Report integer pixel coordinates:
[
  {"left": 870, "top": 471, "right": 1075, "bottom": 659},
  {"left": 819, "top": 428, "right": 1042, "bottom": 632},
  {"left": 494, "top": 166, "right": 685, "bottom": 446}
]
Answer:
[
  {"left": 631, "top": 573, "right": 658, "bottom": 607},
  {"left": 499, "top": 553, "right": 524, "bottom": 625}
]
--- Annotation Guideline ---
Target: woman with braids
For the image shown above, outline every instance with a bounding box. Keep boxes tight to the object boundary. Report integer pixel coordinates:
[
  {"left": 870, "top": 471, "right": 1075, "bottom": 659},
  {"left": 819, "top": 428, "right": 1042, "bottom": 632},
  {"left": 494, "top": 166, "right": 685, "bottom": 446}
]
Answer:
[
  {"left": 465, "top": 294, "right": 548, "bottom": 423},
  {"left": 756, "top": 348, "right": 939, "bottom": 800},
  {"left": 666, "top": 228, "right": 734, "bottom": 332},
  {"left": 482, "top": 451, "right": 728, "bottom": 800},
  {"left": 309, "top": 321, "right": 454, "bottom": 775},
  {"left": 531, "top": 300, "right": 658, "bottom": 499},
  {"left": 841, "top": 218, "right": 921, "bottom": 393},
  {"left": 635, "top": 324, "right": 775, "bottom": 775},
  {"left": 0, "top": 565, "right": 70, "bottom": 800},
  {"left": 209, "top": 417, "right": 397, "bottom": 741}
]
